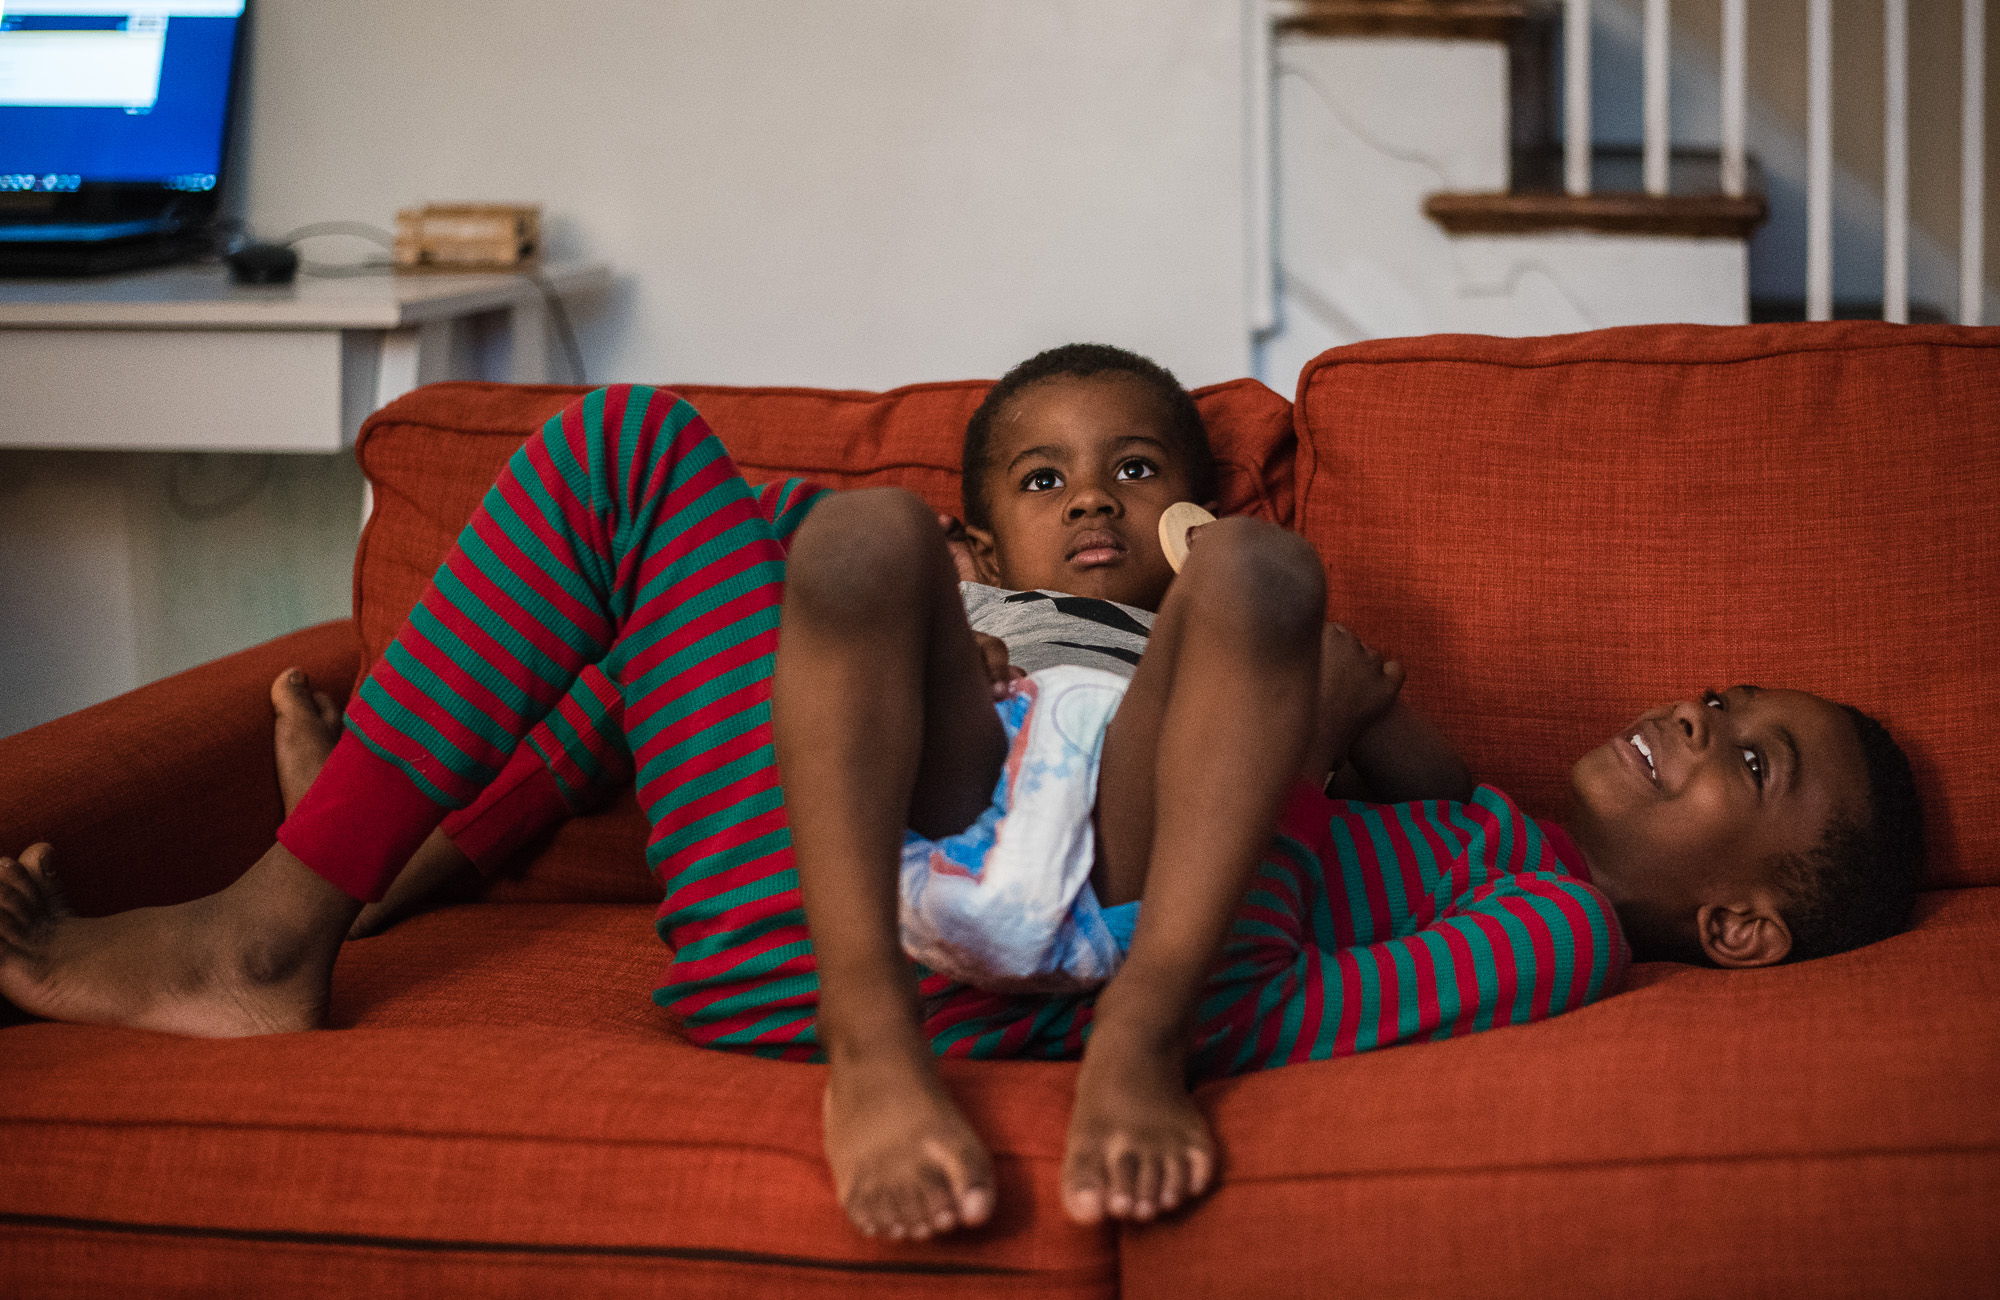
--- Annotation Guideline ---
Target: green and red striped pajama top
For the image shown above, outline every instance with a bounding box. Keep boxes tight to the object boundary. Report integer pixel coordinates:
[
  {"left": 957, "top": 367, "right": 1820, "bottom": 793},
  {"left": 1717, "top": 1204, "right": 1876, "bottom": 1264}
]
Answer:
[{"left": 278, "top": 384, "right": 1628, "bottom": 1071}]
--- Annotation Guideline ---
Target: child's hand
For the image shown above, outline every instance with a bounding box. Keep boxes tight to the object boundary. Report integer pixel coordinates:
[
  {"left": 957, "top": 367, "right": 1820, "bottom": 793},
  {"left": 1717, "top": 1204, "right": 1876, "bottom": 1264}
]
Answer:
[
  {"left": 973, "top": 631, "right": 1024, "bottom": 699},
  {"left": 1307, "top": 622, "right": 1405, "bottom": 778},
  {"left": 937, "top": 513, "right": 981, "bottom": 583}
]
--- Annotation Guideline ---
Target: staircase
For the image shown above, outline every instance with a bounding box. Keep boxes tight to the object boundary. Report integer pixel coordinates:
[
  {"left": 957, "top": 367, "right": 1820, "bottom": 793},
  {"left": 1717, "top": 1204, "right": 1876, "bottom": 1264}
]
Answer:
[{"left": 1256, "top": 1, "right": 1769, "bottom": 393}]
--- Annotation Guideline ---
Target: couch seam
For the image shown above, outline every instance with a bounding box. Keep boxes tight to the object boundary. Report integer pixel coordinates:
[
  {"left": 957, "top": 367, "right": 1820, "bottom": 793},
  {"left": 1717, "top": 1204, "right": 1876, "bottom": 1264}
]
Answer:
[
  {"left": 0, "top": 1212, "right": 1080, "bottom": 1276},
  {"left": 1225, "top": 1139, "right": 2000, "bottom": 1188},
  {"left": 1298, "top": 338, "right": 2000, "bottom": 396},
  {"left": 0, "top": 1113, "right": 1065, "bottom": 1167}
]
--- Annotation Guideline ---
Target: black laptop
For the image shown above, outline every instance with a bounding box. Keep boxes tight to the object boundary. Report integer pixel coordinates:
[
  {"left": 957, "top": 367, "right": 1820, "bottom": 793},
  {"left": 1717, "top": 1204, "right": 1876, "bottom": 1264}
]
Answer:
[{"left": 0, "top": 0, "right": 248, "bottom": 276}]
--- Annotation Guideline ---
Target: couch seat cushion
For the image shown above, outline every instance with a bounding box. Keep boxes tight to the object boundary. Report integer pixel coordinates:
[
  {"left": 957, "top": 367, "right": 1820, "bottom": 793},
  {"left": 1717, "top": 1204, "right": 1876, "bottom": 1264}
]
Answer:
[
  {"left": 0, "top": 904, "right": 1110, "bottom": 1299},
  {"left": 1123, "top": 885, "right": 2000, "bottom": 1297}
]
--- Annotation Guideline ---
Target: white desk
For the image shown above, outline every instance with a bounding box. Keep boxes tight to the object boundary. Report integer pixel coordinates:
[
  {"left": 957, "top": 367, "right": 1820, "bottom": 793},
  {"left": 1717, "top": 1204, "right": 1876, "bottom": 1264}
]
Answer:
[{"left": 0, "top": 261, "right": 610, "bottom": 452}]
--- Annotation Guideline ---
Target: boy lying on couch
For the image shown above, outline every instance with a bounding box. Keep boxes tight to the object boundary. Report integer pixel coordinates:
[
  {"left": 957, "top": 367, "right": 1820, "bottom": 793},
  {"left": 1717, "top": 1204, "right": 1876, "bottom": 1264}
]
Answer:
[{"left": 0, "top": 346, "right": 1925, "bottom": 1245}]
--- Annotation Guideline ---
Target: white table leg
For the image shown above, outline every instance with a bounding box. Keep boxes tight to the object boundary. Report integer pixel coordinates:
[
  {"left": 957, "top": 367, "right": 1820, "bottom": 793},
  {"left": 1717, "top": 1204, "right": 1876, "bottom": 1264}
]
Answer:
[{"left": 509, "top": 289, "right": 550, "bottom": 383}]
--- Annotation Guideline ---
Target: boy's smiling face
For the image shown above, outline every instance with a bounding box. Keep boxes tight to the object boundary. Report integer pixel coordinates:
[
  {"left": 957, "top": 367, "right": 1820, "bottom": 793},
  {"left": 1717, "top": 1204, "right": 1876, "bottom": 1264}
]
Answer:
[
  {"left": 962, "top": 373, "right": 1207, "bottom": 612},
  {"left": 1565, "top": 685, "right": 1869, "bottom": 966}
]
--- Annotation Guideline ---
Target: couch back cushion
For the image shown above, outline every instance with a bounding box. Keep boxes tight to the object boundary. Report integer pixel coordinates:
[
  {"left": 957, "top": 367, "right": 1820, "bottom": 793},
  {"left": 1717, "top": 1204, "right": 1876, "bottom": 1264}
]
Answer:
[
  {"left": 1292, "top": 322, "right": 1999, "bottom": 890},
  {"left": 353, "top": 376, "right": 1294, "bottom": 900}
]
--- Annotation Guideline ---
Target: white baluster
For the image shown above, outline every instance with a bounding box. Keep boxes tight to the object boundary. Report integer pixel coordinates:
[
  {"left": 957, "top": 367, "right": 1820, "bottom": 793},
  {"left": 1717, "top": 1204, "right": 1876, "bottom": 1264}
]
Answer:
[
  {"left": 1567, "top": 0, "right": 1592, "bottom": 196},
  {"left": 1964, "top": 0, "right": 1987, "bottom": 326},
  {"left": 1644, "top": 0, "right": 1670, "bottom": 196},
  {"left": 1721, "top": 0, "right": 1746, "bottom": 198},
  {"left": 1807, "top": 0, "right": 1833, "bottom": 321},
  {"left": 1246, "top": 0, "right": 1276, "bottom": 335},
  {"left": 1886, "top": 0, "right": 1909, "bottom": 323}
]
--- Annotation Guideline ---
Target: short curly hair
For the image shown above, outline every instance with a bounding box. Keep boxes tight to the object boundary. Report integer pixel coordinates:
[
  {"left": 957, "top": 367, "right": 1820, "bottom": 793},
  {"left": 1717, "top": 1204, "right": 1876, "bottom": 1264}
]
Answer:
[
  {"left": 960, "top": 343, "right": 1217, "bottom": 531},
  {"left": 1777, "top": 704, "right": 1925, "bottom": 962}
]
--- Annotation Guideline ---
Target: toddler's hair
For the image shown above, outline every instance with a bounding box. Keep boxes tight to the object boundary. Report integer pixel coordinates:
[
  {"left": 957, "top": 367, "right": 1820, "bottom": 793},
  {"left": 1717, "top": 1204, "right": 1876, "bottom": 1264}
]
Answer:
[
  {"left": 961, "top": 343, "right": 1217, "bottom": 531},
  {"left": 1779, "top": 704, "right": 1924, "bottom": 962}
]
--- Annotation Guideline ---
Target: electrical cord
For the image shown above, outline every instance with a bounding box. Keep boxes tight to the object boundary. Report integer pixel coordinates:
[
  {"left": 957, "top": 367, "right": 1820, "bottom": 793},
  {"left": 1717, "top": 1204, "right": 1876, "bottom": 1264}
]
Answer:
[
  {"left": 279, "top": 220, "right": 398, "bottom": 277},
  {"left": 524, "top": 266, "right": 589, "bottom": 385},
  {"left": 276, "top": 220, "right": 588, "bottom": 382},
  {"left": 168, "top": 452, "right": 273, "bottom": 521}
]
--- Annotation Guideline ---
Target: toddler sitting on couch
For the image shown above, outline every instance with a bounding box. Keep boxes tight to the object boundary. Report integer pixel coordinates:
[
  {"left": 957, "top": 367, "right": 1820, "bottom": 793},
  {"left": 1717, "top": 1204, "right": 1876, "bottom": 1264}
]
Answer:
[{"left": 0, "top": 345, "right": 1924, "bottom": 1246}]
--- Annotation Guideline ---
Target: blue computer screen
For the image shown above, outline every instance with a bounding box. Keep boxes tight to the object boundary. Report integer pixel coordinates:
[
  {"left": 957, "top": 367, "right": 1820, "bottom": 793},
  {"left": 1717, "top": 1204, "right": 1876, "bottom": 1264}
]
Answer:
[{"left": 0, "top": 1, "right": 245, "bottom": 192}]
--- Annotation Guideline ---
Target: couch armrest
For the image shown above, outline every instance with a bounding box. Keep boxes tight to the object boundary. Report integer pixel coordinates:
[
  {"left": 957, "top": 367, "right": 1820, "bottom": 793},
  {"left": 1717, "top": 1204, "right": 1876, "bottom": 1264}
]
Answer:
[{"left": 0, "top": 621, "right": 360, "bottom": 916}]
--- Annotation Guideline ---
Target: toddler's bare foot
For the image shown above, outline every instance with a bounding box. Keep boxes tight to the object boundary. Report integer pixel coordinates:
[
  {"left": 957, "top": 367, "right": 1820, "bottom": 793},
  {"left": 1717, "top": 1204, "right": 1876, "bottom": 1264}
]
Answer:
[
  {"left": 271, "top": 668, "right": 342, "bottom": 815},
  {"left": 1304, "top": 623, "right": 1406, "bottom": 782},
  {"left": 0, "top": 840, "right": 357, "bottom": 1037},
  {"left": 1061, "top": 1023, "right": 1214, "bottom": 1225},
  {"left": 823, "top": 1053, "right": 996, "bottom": 1241},
  {"left": 272, "top": 668, "right": 415, "bottom": 943}
]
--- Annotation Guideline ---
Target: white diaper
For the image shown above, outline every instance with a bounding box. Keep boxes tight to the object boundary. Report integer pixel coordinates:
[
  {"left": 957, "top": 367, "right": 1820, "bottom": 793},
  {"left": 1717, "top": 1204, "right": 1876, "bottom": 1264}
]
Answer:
[{"left": 899, "top": 665, "right": 1135, "bottom": 994}]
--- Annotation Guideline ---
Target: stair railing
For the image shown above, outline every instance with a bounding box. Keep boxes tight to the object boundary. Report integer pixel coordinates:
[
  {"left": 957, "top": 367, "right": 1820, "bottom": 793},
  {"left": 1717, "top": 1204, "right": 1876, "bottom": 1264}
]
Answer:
[{"left": 1562, "top": 0, "right": 1988, "bottom": 325}]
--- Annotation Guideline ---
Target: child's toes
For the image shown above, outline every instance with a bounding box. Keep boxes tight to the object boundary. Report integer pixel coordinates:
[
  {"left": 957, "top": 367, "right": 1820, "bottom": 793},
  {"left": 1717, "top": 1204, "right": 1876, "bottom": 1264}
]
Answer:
[
  {"left": 843, "top": 1186, "right": 883, "bottom": 1237},
  {"left": 1130, "top": 1151, "right": 1163, "bottom": 1220},
  {"left": 914, "top": 1167, "right": 958, "bottom": 1234},
  {"left": 895, "top": 1186, "right": 936, "bottom": 1240},
  {"left": 1105, "top": 1149, "right": 1141, "bottom": 1217},
  {"left": 863, "top": 1192, "right": 899, "bottom": 1240},
  {"left": 936, "top": 1149, "right": 994, "bottom": 1227},
  {"left": 18, "top": 842, "right": 54, "bottom": 880},
  {"left": 1184, "top": 1143, "right": 1214, "bottom": 1198},
  {"left": 956, "top": 1181, "right": 994, "bottom": 1227},
  {"left": 0, "top": 873, "right": 31, "bottom": 933},
  {"left": 1060, "top": 1148, "right": 1110, "bottom": 1224},
  {"left": 1156, "top": 1154, "right": 1186, "bottom": 1212}
]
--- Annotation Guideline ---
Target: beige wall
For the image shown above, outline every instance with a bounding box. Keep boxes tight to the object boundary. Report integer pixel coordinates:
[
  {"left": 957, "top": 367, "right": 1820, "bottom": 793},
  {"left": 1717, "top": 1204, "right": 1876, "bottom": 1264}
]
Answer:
[
  {"left": 229, "top": 0, "right": 1253, "bottom": 390},
  {"left": 3, "top": 0, "right": 1258, "bottom": 739}
]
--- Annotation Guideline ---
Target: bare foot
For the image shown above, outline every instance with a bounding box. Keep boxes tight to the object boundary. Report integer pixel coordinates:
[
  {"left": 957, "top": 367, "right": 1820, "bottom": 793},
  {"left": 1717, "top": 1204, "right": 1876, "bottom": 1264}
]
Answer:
[
  {"left": 822, "top": 1053, "right": 997, "bottom": 1241},
  {"left": 271, "top": 668, "right": 342, "bottom": 815},
  {"left": 1303, "top": 623, "right": 1406, "bottom": 783},
  {"left": 1061, "top": 1023, "right": 1214, "bottom": 1225},
  {"left": 268, "top": 668, "right": 416, "bottom": 940},
  {"left": 0, "top": 840, "right": 358, "bottom": 1037}
]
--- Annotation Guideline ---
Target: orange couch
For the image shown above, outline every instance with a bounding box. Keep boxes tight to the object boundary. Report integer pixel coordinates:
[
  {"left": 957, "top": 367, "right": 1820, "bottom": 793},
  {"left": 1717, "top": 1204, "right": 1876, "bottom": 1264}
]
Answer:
[{"left": 2, "top": 322, "right": 1995, "bottom": 1297}]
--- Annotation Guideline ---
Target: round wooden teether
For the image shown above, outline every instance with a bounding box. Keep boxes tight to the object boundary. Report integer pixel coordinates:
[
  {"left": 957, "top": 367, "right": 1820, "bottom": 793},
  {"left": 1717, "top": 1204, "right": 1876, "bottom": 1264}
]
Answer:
[{"left": 1158, "top": 501, "right": 1216, "bottom": 573}]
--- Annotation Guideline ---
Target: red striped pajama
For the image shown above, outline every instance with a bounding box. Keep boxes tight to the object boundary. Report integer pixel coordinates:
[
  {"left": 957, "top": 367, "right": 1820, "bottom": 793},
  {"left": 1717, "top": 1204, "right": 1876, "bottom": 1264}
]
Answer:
[{"left": 278, "top": 385, "right": 1627, "bottom": 1068}]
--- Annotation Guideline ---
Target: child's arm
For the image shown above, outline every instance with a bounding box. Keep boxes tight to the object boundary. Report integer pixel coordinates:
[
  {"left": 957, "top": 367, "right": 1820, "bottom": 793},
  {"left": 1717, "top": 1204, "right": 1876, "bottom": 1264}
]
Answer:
[
  {"left": 1308, "top": 623, "right": 1472, "bottom": 804},
  {"left": 1341, "top": 701, "right": 1474, "bottom": 803}
]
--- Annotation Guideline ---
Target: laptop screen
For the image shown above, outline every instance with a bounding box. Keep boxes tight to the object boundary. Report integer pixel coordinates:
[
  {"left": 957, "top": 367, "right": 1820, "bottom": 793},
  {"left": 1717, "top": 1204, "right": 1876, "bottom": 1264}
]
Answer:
[{"left": 0, "top": 0, "right": 246, "bottom": 199}]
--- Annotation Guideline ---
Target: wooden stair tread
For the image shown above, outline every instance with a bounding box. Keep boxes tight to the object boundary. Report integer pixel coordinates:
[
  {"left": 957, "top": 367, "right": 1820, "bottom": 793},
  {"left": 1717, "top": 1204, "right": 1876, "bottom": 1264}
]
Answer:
[
  {"left": 1424, "top": 190, "right": 1770, "bottom": 239},
  {"left": 1278, "top": 1, "right": 1527, "bottom": 43}
]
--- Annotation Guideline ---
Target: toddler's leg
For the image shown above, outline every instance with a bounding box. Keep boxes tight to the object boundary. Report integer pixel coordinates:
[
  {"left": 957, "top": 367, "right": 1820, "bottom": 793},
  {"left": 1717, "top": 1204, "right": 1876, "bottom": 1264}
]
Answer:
[
  {"left": 266, "top": 657, "right": 633, "bottom": 940},
  {"left": 1069, "top": 517, "right": 1324, "bottom": 1224},
  {"left": 773, "top": 488, "right": 1011, "bottom": 1241},
  {"left": 0, "top": 386, "right": 754, "bottom": 1036}
]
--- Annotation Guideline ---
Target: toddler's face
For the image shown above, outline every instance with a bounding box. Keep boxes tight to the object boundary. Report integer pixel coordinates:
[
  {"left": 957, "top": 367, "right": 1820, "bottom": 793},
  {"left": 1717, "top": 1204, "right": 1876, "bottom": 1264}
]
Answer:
[
  {"left": 1565, "top": 685, "right": 1868, "bottom": 957},
  {"left": 963, "top": 374, "right": 1204, "bottom": 612}
]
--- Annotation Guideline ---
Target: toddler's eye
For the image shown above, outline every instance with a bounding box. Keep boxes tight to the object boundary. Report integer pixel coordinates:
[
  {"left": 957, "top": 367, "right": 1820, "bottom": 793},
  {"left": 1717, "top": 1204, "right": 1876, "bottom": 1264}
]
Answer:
[
  {"left": 1022, "top": 468, "right": 1062, "bottom": 492},
  {"left": 1114, "top": 458, "right": 1157, "bottom": 482},
  {"left": 1703, "top": 690, "right": 1726, "bottom": 710},
  {"left": 1741, "top": 746, "right": 1764, "bottom": 785}
]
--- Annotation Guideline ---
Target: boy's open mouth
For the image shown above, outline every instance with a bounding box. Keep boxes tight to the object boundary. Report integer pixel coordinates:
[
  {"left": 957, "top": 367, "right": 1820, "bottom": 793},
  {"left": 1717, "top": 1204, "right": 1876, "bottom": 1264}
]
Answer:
[
  {"left": 1622, "top": 725, "right": 1662, "bottom": 789},
  {"left": 1066, "top": 528, "right": 1125, "bottom": 567}
]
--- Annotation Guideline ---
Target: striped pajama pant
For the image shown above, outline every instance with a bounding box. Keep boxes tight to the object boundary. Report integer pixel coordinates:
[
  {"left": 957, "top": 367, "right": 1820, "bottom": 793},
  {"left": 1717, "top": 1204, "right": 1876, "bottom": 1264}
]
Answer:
[{"left": 279, "top": 385, "right": 1624, "bottom": 1071}]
